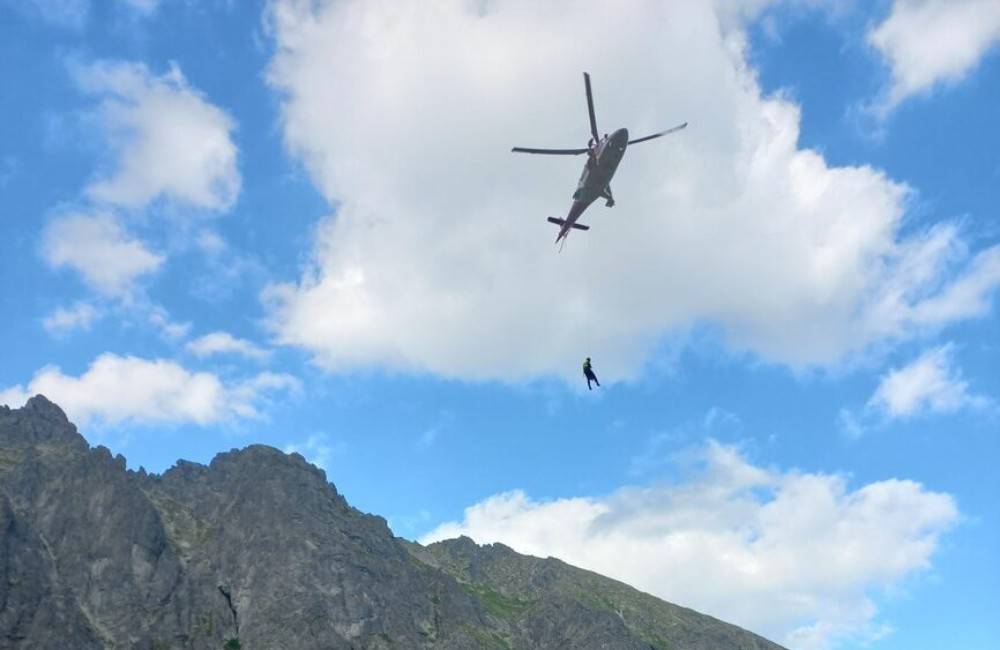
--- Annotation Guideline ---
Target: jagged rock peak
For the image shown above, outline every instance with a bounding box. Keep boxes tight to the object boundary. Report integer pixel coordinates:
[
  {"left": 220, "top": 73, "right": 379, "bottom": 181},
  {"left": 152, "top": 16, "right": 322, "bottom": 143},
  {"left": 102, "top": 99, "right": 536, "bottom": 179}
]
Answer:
[
  {"left": 429, "top": 535, "right": 518, "bottom": 557},
  {"left": 26, "top": 393, "right": 70, "bottom": 421},
  {"left": 211, "top": 443, "right": 325, "bottom": 475},
  {"left": 0, "top": 393, "right": 86, "bottom": 449},
  {"left": 158, "top": 443, "right": 335, "bottom": 488},
  {"left": 153, "top": 442, "right": 351, "bottom": 512}
]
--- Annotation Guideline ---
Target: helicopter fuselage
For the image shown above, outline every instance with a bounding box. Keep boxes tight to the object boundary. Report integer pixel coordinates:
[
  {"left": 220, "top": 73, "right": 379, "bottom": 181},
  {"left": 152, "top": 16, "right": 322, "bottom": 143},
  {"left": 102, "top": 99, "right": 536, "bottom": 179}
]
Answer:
[{"left": 555, "top": 128, "right": 629, "bottom": 242}]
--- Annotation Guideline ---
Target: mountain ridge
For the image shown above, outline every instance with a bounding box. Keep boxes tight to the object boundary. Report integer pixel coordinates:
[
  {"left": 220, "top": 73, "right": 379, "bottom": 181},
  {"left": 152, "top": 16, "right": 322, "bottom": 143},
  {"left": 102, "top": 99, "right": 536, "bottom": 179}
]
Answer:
[{"left": 0, "top": 395, "right": 787, "bottom": 649}]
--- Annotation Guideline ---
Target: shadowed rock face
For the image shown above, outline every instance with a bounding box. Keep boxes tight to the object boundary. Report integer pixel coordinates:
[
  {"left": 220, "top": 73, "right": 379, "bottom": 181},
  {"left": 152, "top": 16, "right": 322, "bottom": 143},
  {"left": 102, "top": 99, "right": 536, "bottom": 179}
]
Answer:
[{"left": 0, "top": 396, "right": 788, "bottom": 650}]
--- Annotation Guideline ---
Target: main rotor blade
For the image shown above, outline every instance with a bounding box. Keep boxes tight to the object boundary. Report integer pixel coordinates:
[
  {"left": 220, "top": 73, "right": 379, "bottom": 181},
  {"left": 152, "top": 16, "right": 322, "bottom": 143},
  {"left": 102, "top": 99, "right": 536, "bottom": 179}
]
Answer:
[
  {"left": 511, "top": 147, "right": 588, "bottom": 155},
  {"left": 627, "top": 122, "right": 688, "bottom": 145},
  {"left": 584, "top": 72, "right": 599, "bottom": 143}
]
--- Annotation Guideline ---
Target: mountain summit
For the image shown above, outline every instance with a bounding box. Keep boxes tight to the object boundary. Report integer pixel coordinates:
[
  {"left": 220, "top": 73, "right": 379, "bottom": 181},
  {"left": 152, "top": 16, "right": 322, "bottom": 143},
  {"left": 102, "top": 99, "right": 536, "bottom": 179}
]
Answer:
[{"left": 0, "top": 396, "right": 786, "bottom": 649}]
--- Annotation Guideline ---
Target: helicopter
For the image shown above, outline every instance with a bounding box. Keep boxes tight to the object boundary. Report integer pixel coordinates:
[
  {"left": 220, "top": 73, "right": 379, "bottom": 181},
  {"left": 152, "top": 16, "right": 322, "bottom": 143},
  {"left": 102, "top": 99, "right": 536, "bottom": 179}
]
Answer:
[{"left": 512, "top": 72, "right": 686, "bottom": 247}]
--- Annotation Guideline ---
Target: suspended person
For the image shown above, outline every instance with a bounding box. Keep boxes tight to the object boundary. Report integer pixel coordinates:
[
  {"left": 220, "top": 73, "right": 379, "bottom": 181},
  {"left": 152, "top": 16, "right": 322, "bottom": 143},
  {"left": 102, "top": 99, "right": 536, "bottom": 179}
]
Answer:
[{"left": 583, "top": 357, "right": 600, "bottom": 390}]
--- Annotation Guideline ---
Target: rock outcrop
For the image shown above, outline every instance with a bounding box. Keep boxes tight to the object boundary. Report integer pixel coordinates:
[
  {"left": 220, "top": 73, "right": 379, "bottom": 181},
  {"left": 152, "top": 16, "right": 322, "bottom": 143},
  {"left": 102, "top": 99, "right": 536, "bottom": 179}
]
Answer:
[{"left": 0, "top": 396, "right": 786, "bottom": 649}]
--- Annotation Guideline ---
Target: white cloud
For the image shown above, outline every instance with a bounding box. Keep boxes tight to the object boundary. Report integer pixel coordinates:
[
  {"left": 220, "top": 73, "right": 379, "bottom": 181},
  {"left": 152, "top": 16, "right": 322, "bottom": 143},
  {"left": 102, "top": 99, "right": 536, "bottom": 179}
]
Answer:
[
  {"left": 284, "top": 433, "right": 340, "bottom": 472},
  {"left": 837, "top": 407, "right": 866, "bottom": 439},
  {"left": 43, "top": 211, "right": 163, "bottom": 297},
  {"left": 868, "top": 344, "right": 989, "bottom": 417},
  {"left": 74, "top": 60, "right": 240, "bottom": 210},
  {"left": 42, "top": 302, "right": 102, "bottom": 335},
  {"left": 27, "top": 0, "right": 89, "bottom": 29},
  {"left": 196, "top": 230, "right": 227, "bottom": 256},
  {"left": 146, "top": 304, "right": 192, "bottom": 340},
  {"left": 263, "top": 0, "right": 1000, "bottom": 382},
  {"left": 227, "top": 371, "right": 302, "bottom": 416},
  {"left": 121, "top": 0, "right": 159, "bottom": 14},
  {"left": 187, "top": 331, "right": 270, "bottom": 360},
  {"left": 869, "top": 0, "right": 1000, "bottom": 112},
  {"left": 629, "top": 406, "right": 744, "bottom": 476},
  {"left": 0, "top": 353, "right": 298, "bottom": 427},
  {"left": 422, "top": 441, "right": 958, "bottom": 650},
  {"left": 908, "top": 243, "right": 1000, "bottom": 324}
]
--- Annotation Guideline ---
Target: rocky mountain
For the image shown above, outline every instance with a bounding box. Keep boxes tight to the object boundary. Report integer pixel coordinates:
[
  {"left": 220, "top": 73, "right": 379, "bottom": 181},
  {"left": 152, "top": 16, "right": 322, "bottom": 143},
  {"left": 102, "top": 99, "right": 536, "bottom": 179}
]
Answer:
[{"left": 0, "top": 395, "right": 787, "bottom": 649}]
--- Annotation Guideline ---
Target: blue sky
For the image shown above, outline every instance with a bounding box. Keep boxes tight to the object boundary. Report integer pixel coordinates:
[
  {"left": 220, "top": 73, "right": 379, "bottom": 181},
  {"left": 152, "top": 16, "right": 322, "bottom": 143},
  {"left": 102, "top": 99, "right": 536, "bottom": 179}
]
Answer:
[{"left": 1, "top": 1, "right": 998, "bottom": 648}]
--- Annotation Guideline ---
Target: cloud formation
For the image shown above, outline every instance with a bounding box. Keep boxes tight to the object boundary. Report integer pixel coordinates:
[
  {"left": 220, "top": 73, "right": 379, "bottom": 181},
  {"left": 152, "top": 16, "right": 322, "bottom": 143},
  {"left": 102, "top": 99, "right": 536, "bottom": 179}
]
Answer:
[
  {"left": 869, "top": 0, "right": 1000, "bottom": 112},
  {"left": 868, "top": 343, "right": 989, "bottom": 417},
  {"left": 43, "top": 211, "right": 163, "bottom": 297},
  {"left": 0, "top": 353, "right": 298, "bottom": 427},
  {"left": 23, "top": 0, "right": 90, "bottom": 30},
  {"left": 186, "top": 331, "right": 270, "bottom": 360},
  {"left": 42, "top": 302, "right": 102, "bottom": 335},
  {"left": 422, "top": 441, "right": 958, "bottom": 649},
  {"left": 263, "top": 0, "right": 1000, "bottom": 382},
  {"left": 37, "top": 60, "right": 245, "bottom": 341},
  {"left": 122, "top": 0, "right": 159, "bottom": 15},
  {"left": 74, "top": 60, "right": 240, "bottom": 211}
]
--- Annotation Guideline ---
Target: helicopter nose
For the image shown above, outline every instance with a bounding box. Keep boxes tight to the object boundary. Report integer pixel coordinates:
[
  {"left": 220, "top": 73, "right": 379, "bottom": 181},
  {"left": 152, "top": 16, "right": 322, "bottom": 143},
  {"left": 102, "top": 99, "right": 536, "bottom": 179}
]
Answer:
[{"left": 612, "top": 128, "right": 629, "bottom": 147}]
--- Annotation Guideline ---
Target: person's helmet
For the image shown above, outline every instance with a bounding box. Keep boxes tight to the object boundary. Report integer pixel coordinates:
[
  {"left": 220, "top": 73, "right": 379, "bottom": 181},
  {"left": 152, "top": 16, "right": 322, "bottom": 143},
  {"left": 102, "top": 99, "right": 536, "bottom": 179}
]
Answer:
[{"left": 585, "top": 357, "right": 591, "bottom": 361}]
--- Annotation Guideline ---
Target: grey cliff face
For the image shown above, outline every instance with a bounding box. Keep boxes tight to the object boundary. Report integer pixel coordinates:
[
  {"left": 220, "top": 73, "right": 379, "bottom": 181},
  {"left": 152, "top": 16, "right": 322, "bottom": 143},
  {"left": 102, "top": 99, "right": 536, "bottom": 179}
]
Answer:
[{"left": 0, "top": 396, "right": 788, "bottom": 649}]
